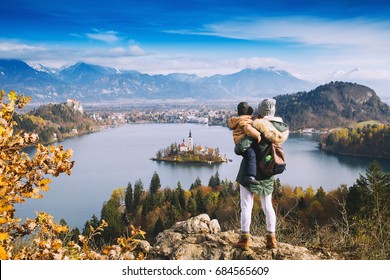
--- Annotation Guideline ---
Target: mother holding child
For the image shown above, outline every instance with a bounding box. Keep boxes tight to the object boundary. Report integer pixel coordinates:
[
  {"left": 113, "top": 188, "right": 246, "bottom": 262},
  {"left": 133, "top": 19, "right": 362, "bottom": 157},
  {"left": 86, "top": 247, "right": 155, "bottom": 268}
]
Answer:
[{"left": 228, "top": 99, "right": 289, "bottom": 250}]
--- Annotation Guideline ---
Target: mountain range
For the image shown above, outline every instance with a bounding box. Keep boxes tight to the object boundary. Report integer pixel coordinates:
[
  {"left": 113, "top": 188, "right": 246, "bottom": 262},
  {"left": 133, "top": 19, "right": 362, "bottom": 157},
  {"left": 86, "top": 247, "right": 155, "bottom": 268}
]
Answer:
[{"left": 0, "top": 59, "right": 316, "bottom": 102}]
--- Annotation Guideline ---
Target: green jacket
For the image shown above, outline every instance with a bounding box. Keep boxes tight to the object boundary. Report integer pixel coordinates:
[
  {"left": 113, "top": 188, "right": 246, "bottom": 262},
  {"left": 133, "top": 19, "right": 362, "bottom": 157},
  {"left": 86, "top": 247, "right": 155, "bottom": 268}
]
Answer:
[{"left": 235, "top": 116, "right": 289, "bottom": 196}]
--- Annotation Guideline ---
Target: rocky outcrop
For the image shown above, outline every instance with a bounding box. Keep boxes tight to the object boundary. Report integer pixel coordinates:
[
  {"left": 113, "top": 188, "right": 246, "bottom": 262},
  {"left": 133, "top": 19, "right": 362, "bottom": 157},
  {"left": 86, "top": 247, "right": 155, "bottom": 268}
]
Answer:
[{"left": 147, "top": 214, "right": 342, "bottom": 260}]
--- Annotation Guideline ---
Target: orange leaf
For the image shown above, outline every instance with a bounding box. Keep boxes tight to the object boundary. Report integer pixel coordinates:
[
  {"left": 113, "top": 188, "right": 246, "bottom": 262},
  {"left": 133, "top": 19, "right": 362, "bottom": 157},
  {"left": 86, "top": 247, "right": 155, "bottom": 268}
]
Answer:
[{"left": 0, "top": 245, "right": 8, "bottom": 260}]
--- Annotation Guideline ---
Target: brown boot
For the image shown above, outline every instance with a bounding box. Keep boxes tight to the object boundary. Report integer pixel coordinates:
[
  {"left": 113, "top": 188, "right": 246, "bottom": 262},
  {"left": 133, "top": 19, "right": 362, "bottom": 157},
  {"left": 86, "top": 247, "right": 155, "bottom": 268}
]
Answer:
[
  {"left": 233, "top": 233, "right": 250, "bottom": 251},
  {"left": 266, "top": 232, "right": 277, "bottom": 249}
]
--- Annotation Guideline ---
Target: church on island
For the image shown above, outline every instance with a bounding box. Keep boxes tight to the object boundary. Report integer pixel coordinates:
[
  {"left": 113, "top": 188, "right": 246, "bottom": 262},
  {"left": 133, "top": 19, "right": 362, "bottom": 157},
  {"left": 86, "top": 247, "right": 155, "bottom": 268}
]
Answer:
[
  {"left": 179, "top": 130, "right": 194, "bottom": 152},
  {"left": 153, "top": 130, "right": 228, "bottom": 164}
]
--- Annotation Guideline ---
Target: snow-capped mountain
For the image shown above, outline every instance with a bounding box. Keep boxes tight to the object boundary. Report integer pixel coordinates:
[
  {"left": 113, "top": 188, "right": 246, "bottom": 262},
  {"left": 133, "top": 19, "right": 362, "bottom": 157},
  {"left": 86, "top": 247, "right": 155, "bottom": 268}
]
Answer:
[
  {"left": 26, "top": 62, "right": 59, "bottom": 75},
  {"left": 0, "top": 59, "right": 316, "bottom": 102}
]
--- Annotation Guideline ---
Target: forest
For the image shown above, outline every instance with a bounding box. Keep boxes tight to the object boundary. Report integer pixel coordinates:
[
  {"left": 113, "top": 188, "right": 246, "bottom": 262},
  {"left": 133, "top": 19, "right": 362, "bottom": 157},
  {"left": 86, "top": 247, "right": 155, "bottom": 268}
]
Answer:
[
  {"left": 13, "top": 102, "right": 99, "bottom": 144},
  {"left": 73, "top": 163, "right": 389, "bottom": 260},
  {"left": 320, "top": 121, "right": 390, "bottom": 159}
]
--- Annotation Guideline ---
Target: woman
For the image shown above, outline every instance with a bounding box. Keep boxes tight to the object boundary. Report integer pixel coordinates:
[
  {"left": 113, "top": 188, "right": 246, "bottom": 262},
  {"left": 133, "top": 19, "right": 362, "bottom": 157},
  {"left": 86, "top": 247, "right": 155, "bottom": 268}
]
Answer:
[{"left": 233, "top": 98, "right": 289, "bottom": 250}]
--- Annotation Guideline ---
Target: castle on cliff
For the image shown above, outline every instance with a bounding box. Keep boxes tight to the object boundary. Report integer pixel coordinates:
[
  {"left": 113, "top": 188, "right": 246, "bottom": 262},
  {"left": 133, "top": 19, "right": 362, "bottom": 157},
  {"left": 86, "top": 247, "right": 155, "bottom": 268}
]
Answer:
[{"left": 66, "top": 98, "right": 83, "bottom": 114}]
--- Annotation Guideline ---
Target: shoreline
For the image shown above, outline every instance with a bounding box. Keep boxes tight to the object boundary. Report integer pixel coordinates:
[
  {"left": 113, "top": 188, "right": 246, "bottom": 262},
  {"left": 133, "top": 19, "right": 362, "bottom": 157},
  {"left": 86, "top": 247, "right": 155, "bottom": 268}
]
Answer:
[
  {"left": 319, "top": 145, "right": 390, "bottom": 160},
  {"left": 150, "top": 157, "right": 228, "bottom": 165}
]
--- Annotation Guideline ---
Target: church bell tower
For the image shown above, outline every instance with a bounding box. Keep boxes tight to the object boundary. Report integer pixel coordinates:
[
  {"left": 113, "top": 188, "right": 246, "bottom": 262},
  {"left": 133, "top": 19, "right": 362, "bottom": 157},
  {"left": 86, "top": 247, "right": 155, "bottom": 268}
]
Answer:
[{"left": 188, "top": 130, "right": 193, "bottom": 151}]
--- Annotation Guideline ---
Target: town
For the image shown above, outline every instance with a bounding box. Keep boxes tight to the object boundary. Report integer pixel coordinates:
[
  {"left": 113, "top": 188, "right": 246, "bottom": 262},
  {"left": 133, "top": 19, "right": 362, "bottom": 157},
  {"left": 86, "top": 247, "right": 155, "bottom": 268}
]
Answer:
[
  {"left": 85, "top": 103, "right": 235, "bottom": 127},
  {"left": 83, "top": 103, "right": 326, "bottom": 134}
]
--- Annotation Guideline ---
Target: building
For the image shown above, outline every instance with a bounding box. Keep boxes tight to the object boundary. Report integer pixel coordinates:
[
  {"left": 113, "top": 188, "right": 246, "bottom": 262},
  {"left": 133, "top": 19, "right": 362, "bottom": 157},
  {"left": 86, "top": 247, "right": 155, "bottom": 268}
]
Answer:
[
  {"left": 188, "top": 130, "right": 193, "bottom": 151},
  {"left": 179, "top": 139, "right": 188, "bottom": 152},
  {"left": 179, "top": 130, "right": 194, "bottom": 152}
]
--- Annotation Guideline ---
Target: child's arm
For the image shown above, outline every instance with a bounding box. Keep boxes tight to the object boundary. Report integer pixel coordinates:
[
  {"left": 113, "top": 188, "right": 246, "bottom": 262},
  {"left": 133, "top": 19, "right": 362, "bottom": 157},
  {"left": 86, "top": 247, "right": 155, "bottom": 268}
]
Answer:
[
  {"left": 242, "top": 122, "right": 261, "bottom": 143},
  {"left": 234, "top": 135, "right": 254, "bottom": 155}
]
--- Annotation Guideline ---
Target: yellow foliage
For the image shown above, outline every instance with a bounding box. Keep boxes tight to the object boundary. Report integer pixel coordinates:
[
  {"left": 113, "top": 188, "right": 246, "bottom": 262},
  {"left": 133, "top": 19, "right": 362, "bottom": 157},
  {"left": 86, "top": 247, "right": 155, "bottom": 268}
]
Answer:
[
  {"left": 0, "top": 91, "right": 74, "bottom": 259},
  {"left": 0, "top": 245, "right": 8, "bottom": 259},
  {"left": 0, "top": 232, "right": 9, "bottom": 241},
  {"left": 305, "top": 186, "right": 315, "bottom": 199},
  {"left": 28, "top": 115, "right": 46, "bottom": 126},
  {"left": 0, "top": 90, "right": 146, "bottom": 260}
]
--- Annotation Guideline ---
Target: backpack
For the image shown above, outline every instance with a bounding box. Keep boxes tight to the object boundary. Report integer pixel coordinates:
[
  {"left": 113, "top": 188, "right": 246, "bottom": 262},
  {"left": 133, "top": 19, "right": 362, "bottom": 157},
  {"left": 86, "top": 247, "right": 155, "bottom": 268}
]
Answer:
[{"left": 258, "top": 143, "right": 286, "bottom": 177}]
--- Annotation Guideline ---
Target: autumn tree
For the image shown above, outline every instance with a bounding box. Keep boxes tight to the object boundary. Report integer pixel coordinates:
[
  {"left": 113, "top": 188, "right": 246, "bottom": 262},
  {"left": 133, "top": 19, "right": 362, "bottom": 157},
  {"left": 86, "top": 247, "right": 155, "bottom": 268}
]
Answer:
[
  {"left": 0, "top": 90, "right": 74, "bottom": 259},
  {"left": 0, "top": 91, "right": 148, "bottom": 260},
  {"left": 82, "top": 214, "right": 101, "bottom": 246},
  {"left": 100, "top": 188, "right": 127, "bottom": 243}
]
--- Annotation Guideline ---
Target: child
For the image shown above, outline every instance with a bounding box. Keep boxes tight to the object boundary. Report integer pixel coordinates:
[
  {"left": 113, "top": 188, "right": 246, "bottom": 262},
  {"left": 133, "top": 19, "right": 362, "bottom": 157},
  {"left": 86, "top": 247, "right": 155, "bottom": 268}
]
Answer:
[{"left": 228, "top": 101, "right": 261, "bottom": 185}]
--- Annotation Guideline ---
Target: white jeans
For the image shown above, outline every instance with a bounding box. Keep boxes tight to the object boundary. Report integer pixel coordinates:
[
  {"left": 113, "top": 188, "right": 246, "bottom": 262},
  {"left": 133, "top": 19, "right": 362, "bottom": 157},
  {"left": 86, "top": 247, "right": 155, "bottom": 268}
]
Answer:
[{"left": 239, "top": 185, "right": 276, "bottom": 234}]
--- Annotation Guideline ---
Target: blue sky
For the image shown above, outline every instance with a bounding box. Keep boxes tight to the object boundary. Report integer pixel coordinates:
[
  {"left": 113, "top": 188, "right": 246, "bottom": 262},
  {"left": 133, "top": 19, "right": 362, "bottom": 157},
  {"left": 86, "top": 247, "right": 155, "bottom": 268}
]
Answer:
[{"left": 1, "top": 0, "right": 390, "bottom": 98}]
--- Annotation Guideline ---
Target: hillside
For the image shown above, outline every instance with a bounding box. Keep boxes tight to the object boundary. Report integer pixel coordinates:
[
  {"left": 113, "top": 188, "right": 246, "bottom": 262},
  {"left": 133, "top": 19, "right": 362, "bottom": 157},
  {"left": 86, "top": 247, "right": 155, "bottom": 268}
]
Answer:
[
  {"left": 14, "top": 100, "right": 98, "bottom": 144},
  {"left": 0, "top": 59, "right": 315, "bottom": 102},
  {"left": 275, "top": 81, "right": 390, "bottom": 131}
]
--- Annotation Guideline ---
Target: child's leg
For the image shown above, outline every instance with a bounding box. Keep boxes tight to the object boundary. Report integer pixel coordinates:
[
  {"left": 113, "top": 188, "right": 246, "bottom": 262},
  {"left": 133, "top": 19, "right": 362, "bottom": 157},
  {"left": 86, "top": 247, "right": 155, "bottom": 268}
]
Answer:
[{"left": 242, "top": 147, "right": 257, "bottom": 178}]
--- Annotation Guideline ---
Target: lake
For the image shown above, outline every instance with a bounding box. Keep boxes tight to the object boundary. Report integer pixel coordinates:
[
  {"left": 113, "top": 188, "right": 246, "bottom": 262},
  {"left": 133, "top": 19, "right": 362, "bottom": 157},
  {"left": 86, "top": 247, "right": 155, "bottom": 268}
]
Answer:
[{"left": 17, "top": 123, "right": 390, "bottom": 229}]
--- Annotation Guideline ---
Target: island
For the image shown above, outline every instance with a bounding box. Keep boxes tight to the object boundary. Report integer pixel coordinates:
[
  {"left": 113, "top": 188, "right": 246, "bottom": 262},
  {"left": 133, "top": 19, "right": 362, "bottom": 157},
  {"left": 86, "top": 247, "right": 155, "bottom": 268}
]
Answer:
[{"left": 151, "top": 130, "right": 229, "bottom": 164}]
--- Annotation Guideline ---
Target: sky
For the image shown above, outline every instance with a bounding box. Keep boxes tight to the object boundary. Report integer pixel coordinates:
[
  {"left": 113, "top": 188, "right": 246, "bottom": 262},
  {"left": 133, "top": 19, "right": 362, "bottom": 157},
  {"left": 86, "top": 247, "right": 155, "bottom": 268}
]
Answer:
[{"left": 1, "top": 0, "right": 390, "bottom": 98}]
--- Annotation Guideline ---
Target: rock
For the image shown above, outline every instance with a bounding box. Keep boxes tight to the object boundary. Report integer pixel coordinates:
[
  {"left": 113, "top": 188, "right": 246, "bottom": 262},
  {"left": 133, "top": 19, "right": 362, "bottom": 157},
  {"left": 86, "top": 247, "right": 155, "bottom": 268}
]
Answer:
[
  {"left": 209, "top": 219, "right": 221, "bottom": 234},
  {"left": 171, "top": 213, "right": 211, "bottom": 234},
  {"left": 148, "top": 214, "right": 342, "bottom": 260}
]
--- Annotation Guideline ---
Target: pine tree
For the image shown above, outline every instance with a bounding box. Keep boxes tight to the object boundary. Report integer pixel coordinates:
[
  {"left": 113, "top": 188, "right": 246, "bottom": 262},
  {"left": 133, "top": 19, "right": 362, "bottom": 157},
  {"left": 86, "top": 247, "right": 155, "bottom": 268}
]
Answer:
[
  {"left": 176, "top": 181, "right": 186, "bottom": 211},
  {"left": 190, "top": 176, "right": 202, "bottom": 190},
  {"left": 153, "top": 217, "right": 165, "bottom": 237},
  {"left": 125, "top": 182, "right": 133, "bottom": 213},
  {"left": 187, "top": 194, "right": 197, "bottom": 216},
  {"left": 82, "top": 214, "right": 102, "bottom": 248},
  {"left": 133, "top": 179, "right": 144, "bottom": 210},
  {"left": 346, "top": 161, "right": 390, "bottom": 259},
  {"left": 150, "top": 171, "right": 161, "bottom": 194},
  {"left": 316, "top": 186, "right": 326, "bottom": 200},
  {"left": 195, "top": 189, "right": 207, "bottom": 214},
  {"left": 348, "top": 161, "right": 390, "bottom": 217},
  {"left": 208, "top": 171, "right": 221, "bottom": 189},
  {"left": 172, "top": 191, "right": 181, "bottom": 212}
]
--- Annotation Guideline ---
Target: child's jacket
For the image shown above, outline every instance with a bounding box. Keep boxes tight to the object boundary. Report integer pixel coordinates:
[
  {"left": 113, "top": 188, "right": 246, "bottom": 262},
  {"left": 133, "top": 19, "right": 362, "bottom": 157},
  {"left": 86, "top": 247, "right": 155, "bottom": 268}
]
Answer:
[{"left": 228, "top": 115, "right": 261, "bottom": 144}]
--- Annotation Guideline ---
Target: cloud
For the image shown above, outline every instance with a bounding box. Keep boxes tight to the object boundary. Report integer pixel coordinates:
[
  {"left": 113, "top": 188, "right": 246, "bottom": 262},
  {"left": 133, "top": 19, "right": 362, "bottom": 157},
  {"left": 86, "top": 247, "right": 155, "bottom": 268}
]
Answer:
[
  {"left": 85, "top": 30, "right": 122, "bottom": 43},
  {"left": 232, "top": 57, "right": 286, "bottom": 70},
  {"left": 84, "top": 44, "right": 146, "bottom": 58},
  {"left": 128, "top": 45, "right": 145, "bottom": 56},
  {"left": 167, "top": 16, "right": 390, "bottom": 67},
  {"left": 0, "top": 42, "right": 46, "bottom": 52},
  {"left": 193, "top": 17, "right": 390, "bottom": 48}
]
